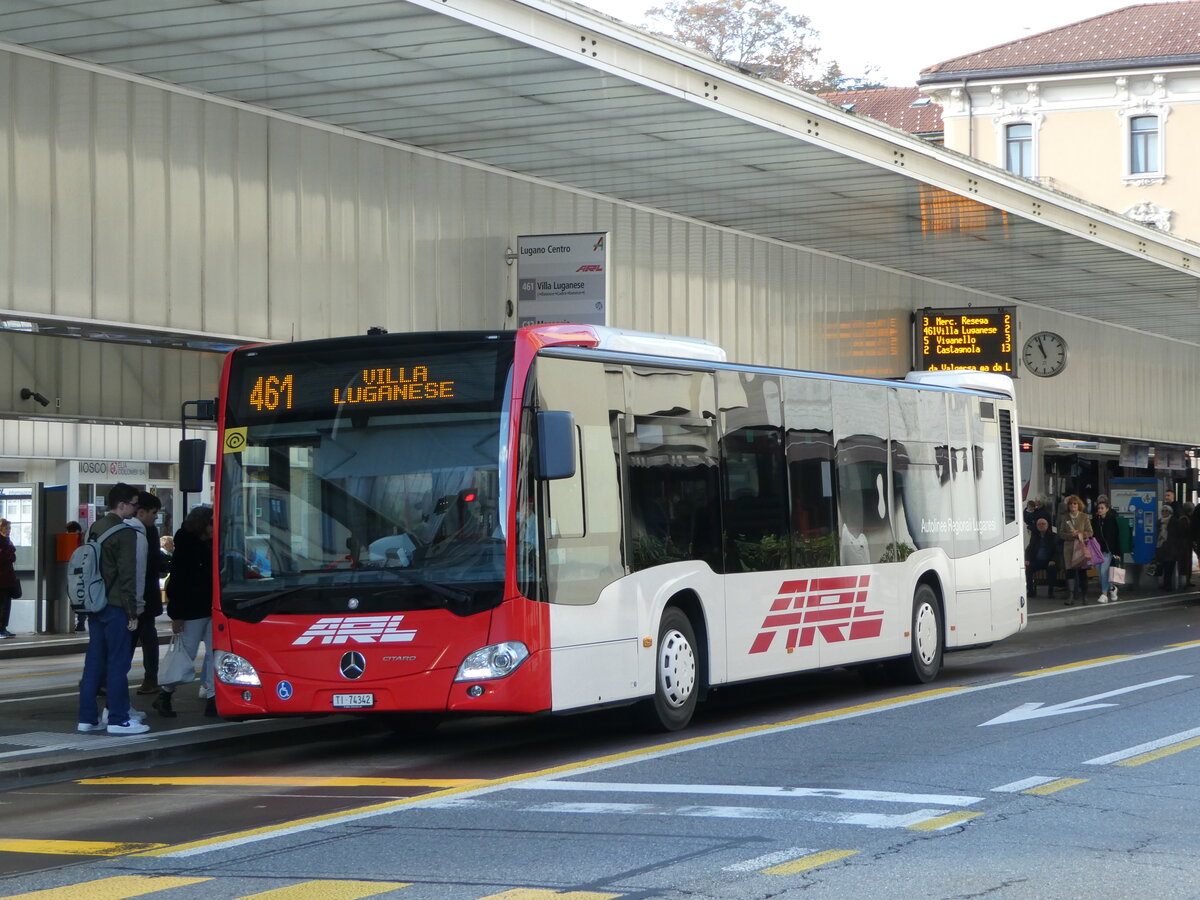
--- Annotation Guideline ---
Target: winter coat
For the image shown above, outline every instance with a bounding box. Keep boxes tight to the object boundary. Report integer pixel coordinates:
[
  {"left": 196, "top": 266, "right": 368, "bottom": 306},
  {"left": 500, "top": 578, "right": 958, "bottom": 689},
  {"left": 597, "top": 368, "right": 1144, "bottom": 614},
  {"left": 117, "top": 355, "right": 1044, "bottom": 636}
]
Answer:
[{"left": 165, "top": 526, "right": 213, "bottom": 621}]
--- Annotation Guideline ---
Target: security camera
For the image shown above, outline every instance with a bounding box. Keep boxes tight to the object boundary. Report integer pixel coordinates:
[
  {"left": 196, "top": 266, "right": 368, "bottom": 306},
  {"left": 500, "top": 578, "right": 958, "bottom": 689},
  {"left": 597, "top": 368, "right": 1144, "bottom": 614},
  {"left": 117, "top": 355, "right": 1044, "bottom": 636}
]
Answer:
[{"left": 19, "top": 388, "right": 49, "bottom": 408}]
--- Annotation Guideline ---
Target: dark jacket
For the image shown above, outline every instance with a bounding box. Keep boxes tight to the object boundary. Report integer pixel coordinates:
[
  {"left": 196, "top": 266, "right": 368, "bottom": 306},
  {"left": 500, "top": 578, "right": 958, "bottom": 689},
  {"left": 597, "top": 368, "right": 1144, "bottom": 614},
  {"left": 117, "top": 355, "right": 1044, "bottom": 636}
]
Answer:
[
  {"left": 90, "top": 513, "right": 139, "bottom": 616},
  {"left": 1026, "top": 527, "right": 1059, "bottom": 566},
  {"left": 0, "top": 534, "right": 15, "bottom": 592},
  {"left": 1092, "top": 510, "right": 1120, "bottom": 558},
  {"left": 165, "top": 527, "right": 213, "bottom": 621},
  {"left": 142, "top": 523, "right": 163, "bottom": 619}
]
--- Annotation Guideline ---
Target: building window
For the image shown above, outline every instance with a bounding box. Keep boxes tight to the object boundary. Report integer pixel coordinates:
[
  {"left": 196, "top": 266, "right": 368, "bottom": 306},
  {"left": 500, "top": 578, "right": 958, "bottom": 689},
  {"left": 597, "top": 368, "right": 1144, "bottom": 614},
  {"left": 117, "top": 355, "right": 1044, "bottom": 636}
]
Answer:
[
  {"left": 1005, "top": 123, "right": 1033, "bottom": 177},
  {"left": 1129, "top": 115, "right": 1160, "bottom": 174}
]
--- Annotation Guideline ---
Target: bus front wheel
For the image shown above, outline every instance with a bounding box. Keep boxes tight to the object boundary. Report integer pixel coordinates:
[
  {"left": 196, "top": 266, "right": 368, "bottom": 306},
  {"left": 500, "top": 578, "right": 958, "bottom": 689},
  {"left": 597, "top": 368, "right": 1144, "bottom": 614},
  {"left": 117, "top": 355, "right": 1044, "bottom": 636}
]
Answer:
[
  {"left": 638, "top": 607, "right": 699, "bottom": 732},
  {"left": 890, "top": 584, "right": 943, "bottom": 684}
]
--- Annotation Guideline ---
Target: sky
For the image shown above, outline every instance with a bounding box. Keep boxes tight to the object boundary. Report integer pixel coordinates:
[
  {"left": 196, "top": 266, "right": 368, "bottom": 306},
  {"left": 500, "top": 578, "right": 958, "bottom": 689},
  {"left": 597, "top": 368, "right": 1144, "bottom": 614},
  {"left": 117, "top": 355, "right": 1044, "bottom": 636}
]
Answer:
[{"left": 576, "top": 0, "right": 1147, "bottom": 85}]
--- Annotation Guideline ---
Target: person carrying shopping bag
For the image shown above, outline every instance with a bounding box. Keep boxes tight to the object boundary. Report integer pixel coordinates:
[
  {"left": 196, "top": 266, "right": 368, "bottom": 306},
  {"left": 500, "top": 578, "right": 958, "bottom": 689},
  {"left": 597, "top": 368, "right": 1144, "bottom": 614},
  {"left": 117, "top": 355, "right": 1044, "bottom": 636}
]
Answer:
[
  {"left": 1058, "top": 494, "right": 1093, "bottom": 605},
  {"left": 153, "top": 505, "right": 216, "bottom": 718},
  {"left": 1092, "top": 495, "right": 1121, "bottom": 603}
]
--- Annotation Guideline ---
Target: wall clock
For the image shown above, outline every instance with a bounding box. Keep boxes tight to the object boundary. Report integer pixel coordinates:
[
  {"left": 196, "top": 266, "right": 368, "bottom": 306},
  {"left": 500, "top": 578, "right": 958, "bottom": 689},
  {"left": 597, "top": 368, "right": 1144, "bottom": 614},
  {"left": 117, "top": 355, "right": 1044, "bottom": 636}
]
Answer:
[{"left": 1021, "top": 331, "right": 1068, "bottom": 377}]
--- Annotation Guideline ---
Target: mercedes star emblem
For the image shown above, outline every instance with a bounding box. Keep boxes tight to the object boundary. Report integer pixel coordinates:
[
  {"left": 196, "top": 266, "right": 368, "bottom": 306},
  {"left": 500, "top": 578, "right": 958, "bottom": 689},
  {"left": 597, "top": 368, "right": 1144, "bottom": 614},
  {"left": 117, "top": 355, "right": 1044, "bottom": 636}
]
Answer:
[{"left": 339, "top": 651, "right": 366, "bottom": 680}]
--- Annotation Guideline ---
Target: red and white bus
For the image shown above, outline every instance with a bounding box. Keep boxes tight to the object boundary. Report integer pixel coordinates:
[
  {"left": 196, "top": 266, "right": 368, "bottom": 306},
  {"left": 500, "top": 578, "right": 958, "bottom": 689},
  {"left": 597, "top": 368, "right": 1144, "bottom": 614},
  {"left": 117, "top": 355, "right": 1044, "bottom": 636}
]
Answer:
[{"left": 210, "top": 324, "right": 1026, "bottom": 730}]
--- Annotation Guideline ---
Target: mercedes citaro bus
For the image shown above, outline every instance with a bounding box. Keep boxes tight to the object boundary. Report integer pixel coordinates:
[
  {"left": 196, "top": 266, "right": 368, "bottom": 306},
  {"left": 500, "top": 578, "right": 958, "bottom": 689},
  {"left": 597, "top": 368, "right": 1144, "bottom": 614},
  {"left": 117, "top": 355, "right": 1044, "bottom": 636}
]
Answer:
[{"left": 207, "top": 324, "right": 1025, "bottom": 731}]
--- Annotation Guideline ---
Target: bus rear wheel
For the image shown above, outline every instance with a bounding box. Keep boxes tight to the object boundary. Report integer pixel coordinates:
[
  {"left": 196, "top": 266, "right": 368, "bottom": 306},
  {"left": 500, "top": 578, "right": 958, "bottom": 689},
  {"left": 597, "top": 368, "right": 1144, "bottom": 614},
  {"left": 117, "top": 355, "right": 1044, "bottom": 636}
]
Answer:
[
  {"left": 890, "top": 583, "right": 943, "bottom": 684},
  {"left": 637, "top": 607, "right": 699, "bottom": 732}
]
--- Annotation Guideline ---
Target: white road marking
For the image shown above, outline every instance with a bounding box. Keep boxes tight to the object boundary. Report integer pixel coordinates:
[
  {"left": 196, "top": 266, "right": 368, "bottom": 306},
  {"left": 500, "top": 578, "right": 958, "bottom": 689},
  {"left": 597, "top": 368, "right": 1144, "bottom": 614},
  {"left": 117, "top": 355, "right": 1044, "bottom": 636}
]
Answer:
[
  {"left": 1083, "top": 725, "right": 1200, "bottom": 765},
  {"left": 429, "top": 797, "right": 951, "bottom": 829},
  {"left": 155, "top": 639, "right": 1200, "bottom": 858},
  {"left": 522, "top": 780, "right": 983, "bottom": 806},
  {"left": 724, "top": 848, "right": 814, "bottom": 872},
  {"left": 979, "top": 675, "right": 1192, "bottom": 726},
  {"left": 991, "top": 776, "right": 1060, "bottom": 792}
]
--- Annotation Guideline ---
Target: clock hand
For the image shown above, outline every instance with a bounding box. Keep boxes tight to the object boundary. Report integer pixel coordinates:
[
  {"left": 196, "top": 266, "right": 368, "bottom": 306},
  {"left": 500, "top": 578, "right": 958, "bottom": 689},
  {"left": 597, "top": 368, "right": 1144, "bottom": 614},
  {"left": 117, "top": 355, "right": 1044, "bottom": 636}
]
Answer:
[{"left": 1037, "top": 337, "right": 1047, "bottom": 359}]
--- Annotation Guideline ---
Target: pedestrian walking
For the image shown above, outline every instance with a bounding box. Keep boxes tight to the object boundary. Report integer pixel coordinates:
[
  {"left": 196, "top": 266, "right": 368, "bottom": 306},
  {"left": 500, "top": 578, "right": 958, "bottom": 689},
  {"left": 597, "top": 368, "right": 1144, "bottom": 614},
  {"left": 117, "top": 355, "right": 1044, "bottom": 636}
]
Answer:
[
  {"left": 154, "top": 505, "right": 215, "bottom": 718},
  {"left": 131, "top": 492, "right": 164, "bottom": 695},
  {"left": 0, "top": 519, "right": 17, "bottom": 638},
  {"left": 76, "top": 483, "right": 150, "bottom": 735},
  {"left": 1058, "top": 494, "right": 1093, "bottom": 605},
  {"left": 1092, "top": 495, "right": 1120, "bottom": 603}
]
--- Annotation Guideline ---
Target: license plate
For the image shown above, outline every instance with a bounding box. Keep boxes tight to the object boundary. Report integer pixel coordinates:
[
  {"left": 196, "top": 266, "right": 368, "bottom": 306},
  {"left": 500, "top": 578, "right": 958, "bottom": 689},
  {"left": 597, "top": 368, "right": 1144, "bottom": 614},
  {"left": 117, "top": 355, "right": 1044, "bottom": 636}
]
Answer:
[{"left": 332, "top": 693, "right": 375, "bottom": 709}]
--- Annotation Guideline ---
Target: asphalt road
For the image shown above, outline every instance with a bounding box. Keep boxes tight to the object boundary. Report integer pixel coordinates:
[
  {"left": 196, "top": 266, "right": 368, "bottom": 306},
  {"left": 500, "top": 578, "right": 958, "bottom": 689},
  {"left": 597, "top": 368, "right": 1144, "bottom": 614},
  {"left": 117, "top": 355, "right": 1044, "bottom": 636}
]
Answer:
[{"left": 3, "top": 596, "right": 1200, "bottom": 899}]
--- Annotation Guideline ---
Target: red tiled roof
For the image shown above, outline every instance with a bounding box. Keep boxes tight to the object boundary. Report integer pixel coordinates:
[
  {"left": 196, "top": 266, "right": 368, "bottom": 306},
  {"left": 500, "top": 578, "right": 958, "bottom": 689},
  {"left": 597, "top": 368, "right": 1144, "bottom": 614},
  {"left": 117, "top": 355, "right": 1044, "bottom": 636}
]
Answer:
[
  {"left": 816, "top": 86, "right": 943, "bottom": 135},
  {"left": 921, "top": 1, "right": 1200, "bottom": 76}
]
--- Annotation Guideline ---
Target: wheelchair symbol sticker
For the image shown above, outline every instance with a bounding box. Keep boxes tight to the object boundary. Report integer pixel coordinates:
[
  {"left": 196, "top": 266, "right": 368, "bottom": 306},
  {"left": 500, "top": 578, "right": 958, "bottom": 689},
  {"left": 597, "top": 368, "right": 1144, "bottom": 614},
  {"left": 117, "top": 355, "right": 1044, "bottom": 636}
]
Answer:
[{"left": 276, "top": 680, "right": 293, "bottom": 701}]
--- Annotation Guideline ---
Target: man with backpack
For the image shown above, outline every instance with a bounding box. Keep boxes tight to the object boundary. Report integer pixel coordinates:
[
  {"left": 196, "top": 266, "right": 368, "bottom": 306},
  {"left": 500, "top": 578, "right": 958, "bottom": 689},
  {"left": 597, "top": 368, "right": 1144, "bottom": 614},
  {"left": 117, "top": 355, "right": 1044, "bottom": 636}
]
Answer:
[{"left": 76, "top": 483, "right": 150, "bottom": 735}]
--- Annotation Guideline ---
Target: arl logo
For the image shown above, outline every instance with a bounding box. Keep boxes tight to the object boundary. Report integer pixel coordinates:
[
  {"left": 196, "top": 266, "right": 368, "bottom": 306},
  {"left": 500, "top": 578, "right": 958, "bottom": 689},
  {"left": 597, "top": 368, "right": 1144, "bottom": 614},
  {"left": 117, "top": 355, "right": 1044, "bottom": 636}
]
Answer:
[
  {"left": 576, "top": 264, "right": 603, "bottom": 272},
  {"left": 749, "top": 576, "right": 882, "bottom": 653},
  {"left": 292, "top": 615, "right": 417, "bottom": 646}
]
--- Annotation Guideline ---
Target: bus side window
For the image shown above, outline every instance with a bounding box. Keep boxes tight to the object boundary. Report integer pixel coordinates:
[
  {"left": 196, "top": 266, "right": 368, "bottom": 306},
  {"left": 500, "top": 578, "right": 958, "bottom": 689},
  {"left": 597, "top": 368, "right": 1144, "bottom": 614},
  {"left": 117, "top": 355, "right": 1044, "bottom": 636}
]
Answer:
[{"left": 783, "top": 376, "right": 838, "bottom": 568}]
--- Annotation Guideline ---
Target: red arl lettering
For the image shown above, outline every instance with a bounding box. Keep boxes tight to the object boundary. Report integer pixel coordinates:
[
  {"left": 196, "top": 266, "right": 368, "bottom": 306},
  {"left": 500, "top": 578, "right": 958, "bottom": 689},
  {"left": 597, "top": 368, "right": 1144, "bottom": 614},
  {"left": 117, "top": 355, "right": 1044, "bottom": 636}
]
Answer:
[{"left": 749, "top": 575, "right": 882, "bottom": 653}]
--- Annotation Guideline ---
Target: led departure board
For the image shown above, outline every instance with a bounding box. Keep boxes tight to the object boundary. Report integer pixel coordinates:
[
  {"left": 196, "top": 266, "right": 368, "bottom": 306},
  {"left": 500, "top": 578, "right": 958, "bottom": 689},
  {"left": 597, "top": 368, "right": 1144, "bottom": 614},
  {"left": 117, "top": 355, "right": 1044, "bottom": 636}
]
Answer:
[
  {"left": 229, "top": 341, "right": 508, "bottom": 423},
  {"left": 914, "top": 308, "right": 1016, "bottom": 375}
]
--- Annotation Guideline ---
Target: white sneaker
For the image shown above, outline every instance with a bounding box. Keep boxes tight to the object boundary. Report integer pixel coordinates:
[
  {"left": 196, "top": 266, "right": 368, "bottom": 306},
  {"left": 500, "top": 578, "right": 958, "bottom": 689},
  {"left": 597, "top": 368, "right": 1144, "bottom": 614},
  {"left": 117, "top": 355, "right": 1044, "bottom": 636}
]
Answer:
[
  {"left": 1098, "top": 593, "right": 1109, "bottom": 604},
  {"left": 106, "top": 720, "right": 150, "bottom": 735},
  {"left": 77, "top": 722, "right": 106, "bottom": 733},
  {"left": 101, "top": 707, "right": 147, "bottom": 725},
  {"left": 198, "top": 685, "right": 211, "bottom": 699},
  {"left": 1110, "top": 587, "right": 1119, "bottom": 601}
]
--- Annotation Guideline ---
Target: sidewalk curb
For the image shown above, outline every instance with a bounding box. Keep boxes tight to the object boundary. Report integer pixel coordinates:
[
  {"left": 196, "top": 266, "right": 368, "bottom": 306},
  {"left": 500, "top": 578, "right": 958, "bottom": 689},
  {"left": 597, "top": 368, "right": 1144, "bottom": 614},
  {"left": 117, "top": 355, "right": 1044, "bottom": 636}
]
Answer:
[
  {"left": 0, "top": 715, "right": 371, "bottom": 791},
  {"left": 0, "top": 633, "right": 171, "bottom": 661}
]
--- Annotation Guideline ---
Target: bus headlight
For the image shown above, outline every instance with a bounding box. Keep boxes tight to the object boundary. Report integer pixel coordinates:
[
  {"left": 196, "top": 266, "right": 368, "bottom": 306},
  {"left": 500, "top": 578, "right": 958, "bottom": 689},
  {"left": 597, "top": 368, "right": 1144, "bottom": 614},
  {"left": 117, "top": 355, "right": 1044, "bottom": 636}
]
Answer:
[
  {"left": 454, "top": 641, "right": 529, "bottom": 681},
  {"left": 214, "top": 650, "right": 262, "bottom": 687}
]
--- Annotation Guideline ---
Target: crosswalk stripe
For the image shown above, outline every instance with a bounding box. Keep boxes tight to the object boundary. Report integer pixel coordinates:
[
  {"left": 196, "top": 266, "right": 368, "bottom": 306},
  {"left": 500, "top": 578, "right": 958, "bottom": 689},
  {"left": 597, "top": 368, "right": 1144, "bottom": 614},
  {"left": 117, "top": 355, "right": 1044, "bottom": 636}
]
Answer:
[
  {"left": 0, "top": 839, "right": 167, "bottom": 856},
  {"left": 2, "top": 875, "right": 210, "bottom": 899},
  {"left": 1084, "top": 725, "right": 1200, "bottom": 765},
  {"left": 761, "top": 849, "right": 858, "bottom": 874},
  {"left": 238, "top": 880, "right": 410, "bottom": 899},
  {"left": 477, "top": 891, "right": 622, "bottom": 899},
  {"left": 78, "top": 777, "right": 482, "bottom": 788},
  {"left": 1022, "top": 778, "right": 1088, "bottom": 795},
  {"left": 991, "top": 776, "right": 1059, "bottom": 792},
  {"left": 1115, "top": 736, "right": 1200, "bottom": 767},
  {"left": 723, "top": 848, "right": 813, "bottom": 871}
]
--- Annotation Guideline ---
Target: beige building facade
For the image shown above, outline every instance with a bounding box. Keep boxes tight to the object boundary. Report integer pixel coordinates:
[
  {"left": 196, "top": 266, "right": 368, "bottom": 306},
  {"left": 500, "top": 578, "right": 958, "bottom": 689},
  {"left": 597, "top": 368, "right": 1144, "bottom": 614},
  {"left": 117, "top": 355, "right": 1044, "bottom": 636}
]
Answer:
[{"left": 920, "top": 2, "right": 1200, "bottom": 243}]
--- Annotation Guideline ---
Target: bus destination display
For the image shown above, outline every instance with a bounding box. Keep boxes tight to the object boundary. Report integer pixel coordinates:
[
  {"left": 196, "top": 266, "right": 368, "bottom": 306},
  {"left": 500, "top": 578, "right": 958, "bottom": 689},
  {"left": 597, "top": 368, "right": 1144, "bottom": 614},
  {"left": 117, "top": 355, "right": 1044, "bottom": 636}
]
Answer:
[
  {"left": 232, "top": 344, "right": 503, "bottom": 421},
  {"left": 915, "top": 308, "right": 1015, "bottom": 374}
]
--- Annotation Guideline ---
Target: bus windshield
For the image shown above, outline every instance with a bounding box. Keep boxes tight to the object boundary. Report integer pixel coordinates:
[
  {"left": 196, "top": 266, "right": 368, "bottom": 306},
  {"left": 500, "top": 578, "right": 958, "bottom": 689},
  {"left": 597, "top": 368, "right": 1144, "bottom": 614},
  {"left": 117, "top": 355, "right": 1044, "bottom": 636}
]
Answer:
[{"left": 218, "top": 335, "right": 514, "bottom": 622}]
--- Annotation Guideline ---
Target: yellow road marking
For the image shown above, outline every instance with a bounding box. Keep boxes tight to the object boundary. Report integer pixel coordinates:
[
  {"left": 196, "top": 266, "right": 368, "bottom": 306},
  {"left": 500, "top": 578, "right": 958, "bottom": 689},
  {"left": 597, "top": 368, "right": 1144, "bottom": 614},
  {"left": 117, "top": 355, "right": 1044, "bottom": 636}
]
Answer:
[
  {"left": 1115, "top": 736, "right": 1200, "bottom": 767},
  {"left": 1164, "top": 639, "right": 1200, "bottom": 648},
  {"left": 907, "top": 811, "right": 983, "bottom": 831},
  {"left": 1016, "top": 655, "right": 1129, "bottom": 676},
  {"left": 0, "top": 669, "right": 82, "bottom": 680},
  {"left": 138, "top": 686, "right": 965, "bottom": 857},
  {"left": 79, "top": 776, "right": 484, "bottom": 788},
  {"left": 1022, "top": 777, "right": 1088, "bottom": 795},
  {"left": 762, "top": 849, "right": 858, "bottom": 874},
  {"left": 240, "top": 881, "right": 411, "bottom": 899},
  {"left": 0, "top": 839, "right": 167, "bottom": 856},
  {"left": 2, "top": 876, "right": 210, "bottom": 899},
  {"left": 479, "top": 892, "right": 622, "bottom": 899}
]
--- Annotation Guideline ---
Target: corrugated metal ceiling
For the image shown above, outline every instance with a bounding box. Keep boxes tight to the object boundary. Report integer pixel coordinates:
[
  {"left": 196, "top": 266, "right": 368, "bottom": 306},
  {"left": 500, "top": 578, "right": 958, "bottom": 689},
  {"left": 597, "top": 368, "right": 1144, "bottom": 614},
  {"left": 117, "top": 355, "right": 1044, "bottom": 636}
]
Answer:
[{"left": 1, "top": 0, "right": 1198, "bottom": 340}]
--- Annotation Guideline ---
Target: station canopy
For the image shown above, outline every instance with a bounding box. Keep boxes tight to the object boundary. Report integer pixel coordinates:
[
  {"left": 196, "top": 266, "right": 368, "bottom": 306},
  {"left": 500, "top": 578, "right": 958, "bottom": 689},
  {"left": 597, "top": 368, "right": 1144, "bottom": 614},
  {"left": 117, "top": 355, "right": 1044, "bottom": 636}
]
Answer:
[{"left": 2, "top": 0, "right": 1198, "bottom": 342}]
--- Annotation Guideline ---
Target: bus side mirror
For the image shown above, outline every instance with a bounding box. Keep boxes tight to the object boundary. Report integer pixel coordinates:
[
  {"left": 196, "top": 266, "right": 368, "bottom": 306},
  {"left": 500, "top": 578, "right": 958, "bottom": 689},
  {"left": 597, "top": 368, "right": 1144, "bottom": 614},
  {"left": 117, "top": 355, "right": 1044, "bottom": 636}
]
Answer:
[
  {"left": 179, "top": 439, "right": 207, "bottom": 493},
  {"left": 536, "top": 411, "right": 576, "bottom": 480}
]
